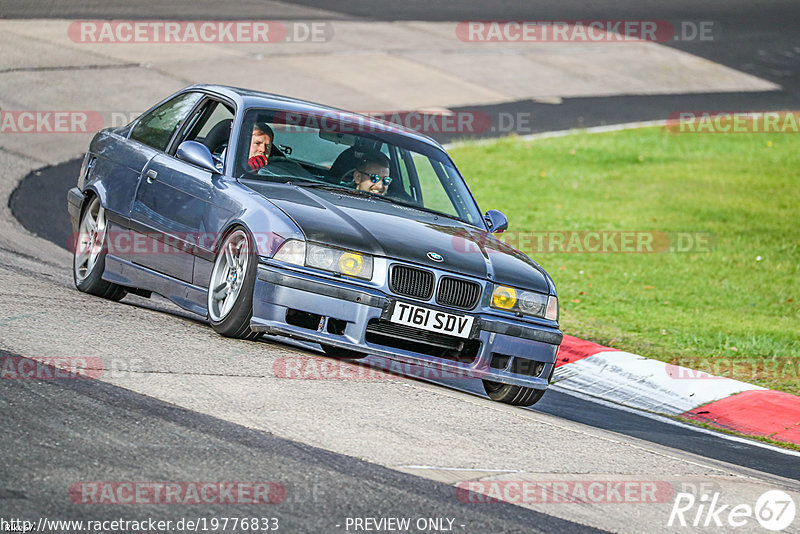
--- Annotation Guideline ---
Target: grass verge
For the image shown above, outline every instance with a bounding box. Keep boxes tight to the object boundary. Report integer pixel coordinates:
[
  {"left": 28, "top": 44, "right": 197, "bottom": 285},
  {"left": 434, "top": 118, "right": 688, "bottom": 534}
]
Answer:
[{"left": 450, "top": 126, "right": 799, "bottom": 395}]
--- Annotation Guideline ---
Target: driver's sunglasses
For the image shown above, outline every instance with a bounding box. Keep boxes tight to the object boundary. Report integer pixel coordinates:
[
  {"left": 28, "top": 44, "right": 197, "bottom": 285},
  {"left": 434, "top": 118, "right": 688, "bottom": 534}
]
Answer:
[{"left": 361, "top": 172, "right": 392, "bottom": 185}]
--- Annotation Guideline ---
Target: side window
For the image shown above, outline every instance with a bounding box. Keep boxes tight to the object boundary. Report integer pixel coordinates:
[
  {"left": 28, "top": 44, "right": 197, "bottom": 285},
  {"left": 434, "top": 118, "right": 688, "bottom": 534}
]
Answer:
[
  {"left": 130, "top": 92, "right": 203, "bottom": 151},
  {"left": 182, "top": 100, "right": 235, "bottom": 158},
  {"left": 412, "top": 155, "right": 455, "bottom": 215}
]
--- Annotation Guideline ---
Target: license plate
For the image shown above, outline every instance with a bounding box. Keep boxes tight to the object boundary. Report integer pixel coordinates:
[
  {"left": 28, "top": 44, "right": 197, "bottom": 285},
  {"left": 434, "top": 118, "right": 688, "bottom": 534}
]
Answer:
[{"left": 389, "top": 301, "right": 474, "bottom": 338}]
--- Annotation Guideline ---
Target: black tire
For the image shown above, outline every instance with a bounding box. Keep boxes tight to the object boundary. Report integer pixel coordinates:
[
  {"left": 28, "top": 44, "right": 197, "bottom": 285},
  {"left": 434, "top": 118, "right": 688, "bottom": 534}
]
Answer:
[
  {"left": 321, "top": 344, "right": 366, "bottom": 361},
  {"left": 73, "top": 196, "right": 126, "bottom": 301},
  {"left": 482, "top": 360, "right": 553, "bottom": 407},
  {"left": 207, "top": 227, "right": 260, "bottom": 340}
]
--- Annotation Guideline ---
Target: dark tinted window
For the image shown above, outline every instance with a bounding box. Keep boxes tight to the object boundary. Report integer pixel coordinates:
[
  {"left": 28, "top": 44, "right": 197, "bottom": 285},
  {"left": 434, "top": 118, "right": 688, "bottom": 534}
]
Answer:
[
  {"left": 130, "top": 92, "right": 202, "bottom": 151},
  {"left": 183, "top": 100, "right": 235, "bottom": 158}
]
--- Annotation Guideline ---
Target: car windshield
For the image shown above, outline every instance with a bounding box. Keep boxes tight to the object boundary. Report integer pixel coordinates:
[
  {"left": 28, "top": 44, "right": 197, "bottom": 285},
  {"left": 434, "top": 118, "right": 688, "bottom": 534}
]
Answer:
[{"left": 235, "top": 108, "right": 485, "bottom": 227}]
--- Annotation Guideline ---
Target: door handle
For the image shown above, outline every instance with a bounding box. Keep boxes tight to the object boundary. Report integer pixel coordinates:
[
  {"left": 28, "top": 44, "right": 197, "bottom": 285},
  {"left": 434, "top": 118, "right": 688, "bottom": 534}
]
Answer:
[{"left": 145, "top": 170, "right": 158, "bottom": 184}]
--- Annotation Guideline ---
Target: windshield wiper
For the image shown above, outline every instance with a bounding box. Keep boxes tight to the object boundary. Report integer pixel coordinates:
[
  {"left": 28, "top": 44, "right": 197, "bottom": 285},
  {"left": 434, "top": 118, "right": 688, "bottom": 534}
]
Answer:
[
  {"left": 292, "top": 181, "right": 399, "bottom": 203},
  {"left": 288, "top": 180, "right": 341, "bottom": 189},
  {"left": 240, "top": 174, "right": 325, "bottom": 185},
  {"left": 293, "top": 181, "right": 474, "bottom": 224}
]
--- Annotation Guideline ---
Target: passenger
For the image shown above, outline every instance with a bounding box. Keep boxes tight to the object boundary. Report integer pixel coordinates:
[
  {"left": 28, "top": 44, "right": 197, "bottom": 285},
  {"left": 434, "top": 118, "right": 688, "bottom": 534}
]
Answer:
[
  {"left": 247, "top": 123, "right": 274, "bottom": 171},
  {"left": 353, "top": 151, "right": 392, "bottom": 195}
]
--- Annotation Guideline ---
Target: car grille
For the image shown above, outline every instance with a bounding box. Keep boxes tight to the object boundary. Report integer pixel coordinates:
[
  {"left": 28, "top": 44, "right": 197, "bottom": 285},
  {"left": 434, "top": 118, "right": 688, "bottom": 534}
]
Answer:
[
  {"left": 389, "top": 265, "right": 434, "bottom": 300},
  {"left": 365, "top": 319, "right": 480, "bottom": 363},
  {"left": 436, "top": 277, "right": 481, "bottom": 309}
]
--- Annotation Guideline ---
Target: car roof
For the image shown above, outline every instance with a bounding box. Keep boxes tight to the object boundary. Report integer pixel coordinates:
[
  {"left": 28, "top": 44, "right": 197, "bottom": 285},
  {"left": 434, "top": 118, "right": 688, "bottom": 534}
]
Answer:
[{"left": 188, "top": 84, "right": 445, "bottom": 151}]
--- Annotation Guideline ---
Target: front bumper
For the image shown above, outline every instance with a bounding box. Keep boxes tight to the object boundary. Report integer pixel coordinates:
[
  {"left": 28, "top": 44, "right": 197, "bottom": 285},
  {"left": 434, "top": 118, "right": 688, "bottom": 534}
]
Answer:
[{"left": 252, "top": 263, "right": 562, "bottom": 389}]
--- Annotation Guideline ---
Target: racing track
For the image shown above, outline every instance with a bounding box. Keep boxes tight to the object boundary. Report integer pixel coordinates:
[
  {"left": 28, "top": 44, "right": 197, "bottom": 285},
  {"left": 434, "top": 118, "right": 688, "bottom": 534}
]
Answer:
[{"left": 2, "top": 1, "right": 800, "bottom": 532}]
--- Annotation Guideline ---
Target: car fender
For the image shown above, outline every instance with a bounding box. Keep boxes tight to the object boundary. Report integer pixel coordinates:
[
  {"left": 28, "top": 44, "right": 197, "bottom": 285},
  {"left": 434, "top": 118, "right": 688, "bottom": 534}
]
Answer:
[
  {"left": 81, "top": 183, "right": 106, "bottom": 213},
  {"left": 214, "top": 211, "right": 303, "bottom": 260}
]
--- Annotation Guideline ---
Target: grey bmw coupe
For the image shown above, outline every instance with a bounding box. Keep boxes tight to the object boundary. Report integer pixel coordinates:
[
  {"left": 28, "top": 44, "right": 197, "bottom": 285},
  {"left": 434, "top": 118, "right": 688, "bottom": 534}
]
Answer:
[{"left": 68, "top": 84, "right": 562, "bottom": 406}]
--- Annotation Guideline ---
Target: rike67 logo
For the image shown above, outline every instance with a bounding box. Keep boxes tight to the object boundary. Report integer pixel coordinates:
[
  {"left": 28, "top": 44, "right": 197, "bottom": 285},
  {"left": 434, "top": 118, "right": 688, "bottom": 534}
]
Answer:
[{"left": 668, "top": 490, "right": 796, "bottom": 531}]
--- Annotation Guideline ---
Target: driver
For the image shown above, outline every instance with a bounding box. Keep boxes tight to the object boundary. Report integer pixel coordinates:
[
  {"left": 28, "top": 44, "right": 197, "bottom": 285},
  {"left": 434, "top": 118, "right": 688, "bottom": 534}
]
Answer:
[
  {"left": 247, "top": 122, "right": 274, "bottom": 171},
  {"left": 353, "top": 151, "right": 392, "bottom": 195}
]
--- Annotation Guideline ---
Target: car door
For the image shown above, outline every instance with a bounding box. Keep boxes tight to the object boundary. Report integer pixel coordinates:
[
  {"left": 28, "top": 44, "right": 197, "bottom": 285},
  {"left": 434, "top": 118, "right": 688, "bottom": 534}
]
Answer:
[
  {"left": 121, "top": 91, "right": 203, "bottom": 263},
  {"left": 130, "top": 97, "right": 234, "bottom": 283}
]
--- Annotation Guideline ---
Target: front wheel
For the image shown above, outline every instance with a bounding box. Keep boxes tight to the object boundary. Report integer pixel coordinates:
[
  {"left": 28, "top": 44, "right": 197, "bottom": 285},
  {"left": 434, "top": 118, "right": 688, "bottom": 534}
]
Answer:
[
  {"left": 207, "top": 227, "right": 260, "bottom": 340},
  {"left": 482, "top": 380, "right": 545, "bottom": 407},
  {"left": 73, "top": 196, "right": 126, "bottom": 301},
  {"left": 482, "top": 361, "right": 553, "bottom": 407}
]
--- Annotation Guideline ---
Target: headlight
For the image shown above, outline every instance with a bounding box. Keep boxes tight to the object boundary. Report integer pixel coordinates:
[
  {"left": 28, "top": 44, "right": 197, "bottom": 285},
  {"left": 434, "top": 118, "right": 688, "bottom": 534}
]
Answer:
[
  {"left": 338, "top": 252, "right": 366, "bottom": 277},
  {"left": 273, "top": 239, "right": 306, "bottom": 265},
  {"left": 307, "top": 243, "right": 372, "bottom": 280},
  {"left": 491, "top": 285, "right": 557, "bottom": 321},
  {"left": 491, "top": 285, "right": 517, "bottom": 309},
  {"left": 274, "top": 240, "right": 373, "bottom": 280}
]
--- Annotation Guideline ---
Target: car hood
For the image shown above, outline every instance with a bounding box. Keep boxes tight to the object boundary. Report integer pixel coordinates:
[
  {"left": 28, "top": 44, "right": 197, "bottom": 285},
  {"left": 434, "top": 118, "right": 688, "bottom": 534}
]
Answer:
[{"left": 243, "top": 182, "right": 551, "bottom": 293}]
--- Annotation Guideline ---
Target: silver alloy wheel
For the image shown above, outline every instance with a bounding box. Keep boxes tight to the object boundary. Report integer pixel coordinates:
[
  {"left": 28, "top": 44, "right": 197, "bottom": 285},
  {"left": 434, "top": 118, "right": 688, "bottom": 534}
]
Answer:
[
  {"left": 74, "top": 197, "right": 107, "bottom": 283},
  {"left": 208, "top": 229, "right": 250, "bottom": 322}
]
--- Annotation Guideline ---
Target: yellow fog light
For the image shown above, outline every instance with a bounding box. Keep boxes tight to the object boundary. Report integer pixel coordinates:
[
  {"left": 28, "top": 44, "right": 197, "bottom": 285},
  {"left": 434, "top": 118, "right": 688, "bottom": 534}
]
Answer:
[
  {"left": 491, "top": 285, "right": 517, "bottom": 310},
  {"left": 339, "top": 252, "right": 364, "bottom": 276}
]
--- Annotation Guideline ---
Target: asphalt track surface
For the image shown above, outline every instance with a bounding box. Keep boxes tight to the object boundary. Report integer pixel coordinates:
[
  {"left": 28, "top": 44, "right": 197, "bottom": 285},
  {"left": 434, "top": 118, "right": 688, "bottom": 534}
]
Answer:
[
  {"left": 3, "top": 0, "right": 799, "bottom": 140},
  {"left": 4, "top": 1, "right": 800, "bottom": 532},
  {"left": 1, "top": 348, "right": 600, "bottom": 533}
]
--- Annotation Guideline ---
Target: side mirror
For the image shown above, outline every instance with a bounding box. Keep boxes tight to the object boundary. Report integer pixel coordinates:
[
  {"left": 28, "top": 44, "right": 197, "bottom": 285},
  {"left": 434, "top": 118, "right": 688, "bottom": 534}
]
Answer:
[
  {"left": 176, "top": 141, "right": 220, "bottom": 174},
  {"left": 484, "top": 209, "right": 509, "bottom": 233}
]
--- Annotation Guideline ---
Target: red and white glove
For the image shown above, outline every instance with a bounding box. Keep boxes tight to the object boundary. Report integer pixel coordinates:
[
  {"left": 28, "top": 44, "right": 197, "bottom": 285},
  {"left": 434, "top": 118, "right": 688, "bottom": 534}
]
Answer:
[{"left": 248, "top": 155, "right": 268, "bottom": 171}]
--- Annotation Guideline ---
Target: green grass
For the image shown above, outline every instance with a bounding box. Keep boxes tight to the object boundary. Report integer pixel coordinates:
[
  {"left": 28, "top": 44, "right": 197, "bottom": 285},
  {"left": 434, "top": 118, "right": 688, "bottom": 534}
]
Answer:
[{"left": 449, "top": 127, "right": 800, "bottom": 395}]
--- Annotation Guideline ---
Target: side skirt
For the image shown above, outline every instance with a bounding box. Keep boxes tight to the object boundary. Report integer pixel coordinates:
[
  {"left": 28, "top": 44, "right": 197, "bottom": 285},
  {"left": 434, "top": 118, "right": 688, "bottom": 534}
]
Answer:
[{"left": 103, "top": 254, "right": 208, "bottom": 317}]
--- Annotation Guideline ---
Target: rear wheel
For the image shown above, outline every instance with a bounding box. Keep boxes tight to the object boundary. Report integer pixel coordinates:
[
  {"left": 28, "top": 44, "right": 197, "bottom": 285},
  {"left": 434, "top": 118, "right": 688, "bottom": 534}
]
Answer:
[
  {"left": 73, "top": 196, "right": 126, "bottom": 301},
  {"left": 482, "top": 360, "right": 553, "bottom": 407},
  {"left": 208, "top": 227, "right": 260, "bottom": 340}
]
